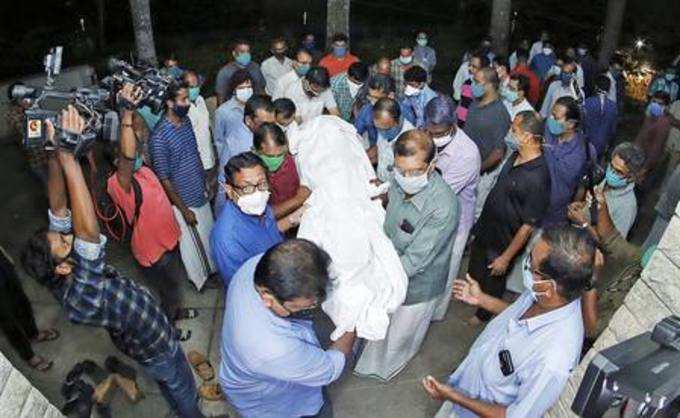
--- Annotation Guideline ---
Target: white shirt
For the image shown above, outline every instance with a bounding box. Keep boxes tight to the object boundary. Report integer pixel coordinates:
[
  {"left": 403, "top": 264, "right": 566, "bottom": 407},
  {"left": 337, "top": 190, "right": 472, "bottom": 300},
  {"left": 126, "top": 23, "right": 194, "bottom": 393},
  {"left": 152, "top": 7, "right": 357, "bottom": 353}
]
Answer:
[
  {"left": 540, "top": 80, "right": 584, "bottom": 118},
  {"left": 283, "top": 79, "right": 338, "bottom": 123},
  {"left": 606, "top": 71, "right": 618, "bottom": 103},
  {"left": 261, "top": 56, "right": 294, "bottom": 96},
  {"left": 376, "top": 119, "right": 415, "bottom": 182},
  {"left": 188, "top": 95, "right": 215, "bottom": 170},
  {"left": 453, "top": 61, "right": 471, "bottom": 101},
  {"left": 271, "top": 69, "right": 300, "bottom": 100}
]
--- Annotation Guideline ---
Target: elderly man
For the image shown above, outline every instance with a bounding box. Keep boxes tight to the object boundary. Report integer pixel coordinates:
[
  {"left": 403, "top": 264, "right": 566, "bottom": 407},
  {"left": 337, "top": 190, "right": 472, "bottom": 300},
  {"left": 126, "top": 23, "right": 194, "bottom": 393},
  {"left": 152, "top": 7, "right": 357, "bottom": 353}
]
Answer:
[
  {"left": 468, "top": 111, "right": 551, "bottom": 324},
  {"left": 220, "top": 239, "right": 356, "bottom": 418},
  {"left": 261, "top": 37, "right": 294, "bottom": 96},
  {"left": 355, "top": 130, "right": 459, "bottom": 381},
  {"left": 211, "top": 152, "right": 300, "bottom": 287},
  {"left": 465, "top": 66, "right": 512, "bottom": 221},
  {"left": 215, "top": 39, "right": 266, "bottom": 104},
  {"left": 423, "top": 97, "right": 481, "bottom": 321},
  {"left": 271, "top": 48, "right": 314, "bottom": 100},
  {"left": 424, "top": 226, "right": 596, "bottom": 418},
  {"left": 372, "top": 98, "right": 415, "bottom": 182},
  {"left": 283, "top": 66, "right": 340, "bottom": 123}
]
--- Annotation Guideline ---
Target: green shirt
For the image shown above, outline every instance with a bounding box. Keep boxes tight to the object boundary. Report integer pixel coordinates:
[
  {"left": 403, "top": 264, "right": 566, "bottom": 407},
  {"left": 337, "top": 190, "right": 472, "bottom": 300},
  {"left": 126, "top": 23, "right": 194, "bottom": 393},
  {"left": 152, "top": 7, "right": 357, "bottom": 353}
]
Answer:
[{"left": 385, "top": 172, "right": 460, "bottom": 305}]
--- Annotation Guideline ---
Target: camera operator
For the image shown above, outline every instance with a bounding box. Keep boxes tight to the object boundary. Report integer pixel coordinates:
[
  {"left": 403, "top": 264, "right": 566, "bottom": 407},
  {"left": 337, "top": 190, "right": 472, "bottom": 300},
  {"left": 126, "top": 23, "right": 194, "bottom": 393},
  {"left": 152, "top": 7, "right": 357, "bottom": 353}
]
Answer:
[
  {"left": 21, "top": 106, "right": 204, "bottom": 418},
  {"left": 422, "top": 226, "right": 596, "bottom": 418},
  {"left": 106, "top": 84, "right": 197, "bottom": 333},
  {"left": 148, "top": 81, "right": 216, "bottom": 290}
]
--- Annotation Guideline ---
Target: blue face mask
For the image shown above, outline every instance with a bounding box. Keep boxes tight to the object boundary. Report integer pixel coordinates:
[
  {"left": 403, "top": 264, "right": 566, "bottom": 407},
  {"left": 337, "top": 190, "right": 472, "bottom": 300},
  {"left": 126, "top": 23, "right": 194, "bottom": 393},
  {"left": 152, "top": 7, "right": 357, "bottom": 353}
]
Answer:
[
  {"left": 188, "top": 86, "right": 200, "bottom": 102},
  {"left": 506, "top": 131, "right": 520, "bottom": 151},
  {"left": 605, "top": 164, "right": 627, "bottom": 188},
  {"left": 547, "top": 117, "right": 565, "bottom": 136},
  {"left": 333, "top": 46, "right": 347, "bottom": 57},
  {"left": 560, "top": 72, "right": 574, "bottom": 85},
  {"left": 377, "top": 122, "right": 402, "bottom": 142},
  {"left": 471, "top": 81, "right": 486, "bottom": 98},
  {"left": 303, "top": 40, "right": 316, "bottom": 50},
  {"left": 665, "top": 73, "right": 676, "bottom": 81},
  {"left": 235, "top": 52, "right": 251, "bottom": 66},
  {"left": 295, "top": 63, "right": 311, "bottom": 76},
  {"left": 133, "top": 154, "right": 144, "bottom": 172},
  {"left": 647, "top": 102, "right": 664, "bottom": 118},
  {"left": 501, "top": 88, "right": 519, "bottom": 103}
]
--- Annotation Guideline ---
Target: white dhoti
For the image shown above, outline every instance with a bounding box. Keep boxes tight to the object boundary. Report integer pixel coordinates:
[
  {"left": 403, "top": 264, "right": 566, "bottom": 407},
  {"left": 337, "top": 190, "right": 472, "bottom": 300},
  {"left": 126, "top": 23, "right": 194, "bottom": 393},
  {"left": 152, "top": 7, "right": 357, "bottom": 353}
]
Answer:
[
  {"left": 432, "top": 225, "right": 471, "bottom": 321},
  {"left": 354, "top": 298, "right": 438, "bottom": 381},
  {"left": 435, "top": 401, "right": 460, "bottom": 418},
  {"left": 473, "top": 163, "right": 503, "bottom": 222},
  {"left": 172, "top": 203, "right": 216, "bottom": 290},
  {"left": 505, "top": 229, "right": 543, "bottom": 293}
]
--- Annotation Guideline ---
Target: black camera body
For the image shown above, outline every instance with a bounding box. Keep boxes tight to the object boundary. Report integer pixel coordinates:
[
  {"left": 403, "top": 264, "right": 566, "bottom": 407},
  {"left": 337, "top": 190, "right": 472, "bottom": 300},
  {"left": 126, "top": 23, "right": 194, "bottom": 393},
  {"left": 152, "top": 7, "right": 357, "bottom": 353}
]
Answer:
[{"left": 101, "top": 58, "right": 174, "bottom": 114}]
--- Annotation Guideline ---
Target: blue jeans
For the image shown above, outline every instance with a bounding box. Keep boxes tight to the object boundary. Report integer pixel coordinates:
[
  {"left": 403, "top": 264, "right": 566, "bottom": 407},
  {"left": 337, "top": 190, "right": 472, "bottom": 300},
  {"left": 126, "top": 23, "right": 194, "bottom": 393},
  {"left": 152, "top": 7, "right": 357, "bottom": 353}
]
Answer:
[{"left": 142, "top": 344, "right": 204, "bottom": 418}]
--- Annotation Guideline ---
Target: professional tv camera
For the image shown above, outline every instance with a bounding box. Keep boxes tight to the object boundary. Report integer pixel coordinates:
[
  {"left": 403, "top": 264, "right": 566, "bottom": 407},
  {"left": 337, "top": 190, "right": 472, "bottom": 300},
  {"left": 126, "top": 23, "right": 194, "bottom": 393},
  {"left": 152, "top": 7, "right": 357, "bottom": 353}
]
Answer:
[
  {"left": 9, "top": 47, "right": 119, "bottom": 156},
  {"left": 572, "top": 316, "right": 680, "bottom": 417}
]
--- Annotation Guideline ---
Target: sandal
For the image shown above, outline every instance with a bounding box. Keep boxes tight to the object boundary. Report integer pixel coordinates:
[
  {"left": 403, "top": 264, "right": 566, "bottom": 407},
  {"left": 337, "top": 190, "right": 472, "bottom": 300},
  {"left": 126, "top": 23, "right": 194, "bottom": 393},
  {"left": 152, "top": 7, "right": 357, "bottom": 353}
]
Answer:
[
  {"left": 187, "top": 350, "right": 215, "bottom": 381},
  {"left": 174, "top": 308, "right": 199, "bottom": 321},
  {"left": 198, "top": 382, "right": 224, "bottom": 401},
  {"left": 33, "top": 328, "right": 60, "bottom": 343},
  {"left": 104, "top": 356, "right": 137, "bottom": 381},
  {"left": 28, "top": 356, "right": 53, "bottom": 372}
]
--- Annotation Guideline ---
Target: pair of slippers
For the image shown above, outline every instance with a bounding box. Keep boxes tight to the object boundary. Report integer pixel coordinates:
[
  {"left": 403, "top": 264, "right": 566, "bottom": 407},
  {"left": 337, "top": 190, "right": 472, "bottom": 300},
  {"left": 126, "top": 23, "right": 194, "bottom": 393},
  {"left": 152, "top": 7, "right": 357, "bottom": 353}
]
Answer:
[{"left": 187, "top": 350, "right": 224, "bottom": 401}]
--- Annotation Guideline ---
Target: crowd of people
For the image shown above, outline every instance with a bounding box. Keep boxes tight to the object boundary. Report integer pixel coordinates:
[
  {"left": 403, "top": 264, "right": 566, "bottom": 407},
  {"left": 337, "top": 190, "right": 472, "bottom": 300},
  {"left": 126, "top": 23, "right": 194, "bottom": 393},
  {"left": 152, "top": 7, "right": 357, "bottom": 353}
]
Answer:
[{"left": 6, "top": 27, "right": 680, "bottom": 418}]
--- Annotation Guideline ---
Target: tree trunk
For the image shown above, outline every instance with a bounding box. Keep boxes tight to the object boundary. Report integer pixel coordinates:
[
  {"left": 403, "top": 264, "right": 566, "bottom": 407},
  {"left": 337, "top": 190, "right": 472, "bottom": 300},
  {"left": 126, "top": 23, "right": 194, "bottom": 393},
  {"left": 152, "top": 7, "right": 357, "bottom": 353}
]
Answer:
[
  {"left": 129, "top": 0, "right": 157, "bottom": 65},
  {"left": 598, "top": 0, "right": 627, "bottom": 67},
  {"left": 326, "top": 0, "right": 350, "bottom": 47},
  {"left": 489, "top": 0, "right": 512, "bottom": 57},
  {"left": 95, "top": 0, "right": 106, "bottom": 49}
]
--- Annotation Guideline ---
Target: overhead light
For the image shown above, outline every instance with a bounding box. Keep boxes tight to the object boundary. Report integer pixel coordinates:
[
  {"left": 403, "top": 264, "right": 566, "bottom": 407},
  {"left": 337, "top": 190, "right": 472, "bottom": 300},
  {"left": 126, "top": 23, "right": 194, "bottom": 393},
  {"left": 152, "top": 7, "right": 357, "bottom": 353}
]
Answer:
[{"left": 635, "top": 38, "right": 645, "bottom": 49}]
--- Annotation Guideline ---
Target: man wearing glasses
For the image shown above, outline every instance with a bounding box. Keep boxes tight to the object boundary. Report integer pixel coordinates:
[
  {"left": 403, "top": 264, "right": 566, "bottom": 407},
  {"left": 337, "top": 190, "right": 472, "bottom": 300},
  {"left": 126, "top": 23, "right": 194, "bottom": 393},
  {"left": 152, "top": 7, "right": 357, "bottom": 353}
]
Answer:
[
  {"left": 355, "top": 130, "right": 459, "bottom": 381},
  {"left": 210, "top": 152, "right": 300, "bottom": 287}
]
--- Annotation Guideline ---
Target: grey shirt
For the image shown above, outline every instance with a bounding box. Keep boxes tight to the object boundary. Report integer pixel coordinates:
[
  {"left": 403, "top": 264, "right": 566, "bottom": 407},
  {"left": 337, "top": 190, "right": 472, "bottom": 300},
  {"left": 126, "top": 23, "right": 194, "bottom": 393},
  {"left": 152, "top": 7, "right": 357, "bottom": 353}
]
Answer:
[
  {"left": 385, "top": 172, "right": 460, "bottom": 305},
  {"left": 215, "top": 62, "right": 266, "bottom": 102},
  {"left": 464, "top": 99, "right": 511, "bottom": 165}
]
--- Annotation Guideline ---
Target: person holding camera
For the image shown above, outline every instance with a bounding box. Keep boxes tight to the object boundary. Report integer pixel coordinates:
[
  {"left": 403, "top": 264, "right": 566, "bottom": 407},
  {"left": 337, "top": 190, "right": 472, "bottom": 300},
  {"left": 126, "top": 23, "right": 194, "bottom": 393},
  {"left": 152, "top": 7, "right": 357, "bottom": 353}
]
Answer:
[
  {"left": 21, "top": 106, "right": 204, "bottom": 418},
  {"left": 148, "top": 82, "right": 216, "bottom": 290},
  {"left": 107, "top": 84, "right": 197, "bottom": 333},
  {"left": 423, "top": 226, "right": 596, "bottom": 418}
]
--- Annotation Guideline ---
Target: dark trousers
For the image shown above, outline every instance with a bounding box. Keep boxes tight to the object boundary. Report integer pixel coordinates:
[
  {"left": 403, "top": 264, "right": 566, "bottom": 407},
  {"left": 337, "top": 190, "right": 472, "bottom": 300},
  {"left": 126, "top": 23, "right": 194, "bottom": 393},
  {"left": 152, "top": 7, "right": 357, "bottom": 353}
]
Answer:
[
  {"left": 0, "top": 276, "right": 39, "bottom": 361},
  {"left": 141, "top": 248, "right": 183, "bottom": 319},
  {"left": 469, "top": 242, "right": 510, "bottom": 322}
]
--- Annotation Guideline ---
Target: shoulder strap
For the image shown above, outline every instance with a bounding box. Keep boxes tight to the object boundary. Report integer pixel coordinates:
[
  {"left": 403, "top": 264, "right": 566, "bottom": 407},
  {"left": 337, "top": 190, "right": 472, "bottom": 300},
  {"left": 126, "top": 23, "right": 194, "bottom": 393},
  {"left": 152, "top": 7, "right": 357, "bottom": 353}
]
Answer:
[{"left": 130, "top": 175, "right": 143, "bottom": 226}]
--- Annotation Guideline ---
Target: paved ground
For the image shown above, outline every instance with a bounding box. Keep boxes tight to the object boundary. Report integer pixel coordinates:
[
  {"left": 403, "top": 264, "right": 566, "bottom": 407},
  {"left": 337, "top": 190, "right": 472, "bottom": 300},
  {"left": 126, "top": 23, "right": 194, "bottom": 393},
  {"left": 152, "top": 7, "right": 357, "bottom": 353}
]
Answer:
[{"left": 0, "top": 139, "right": 480, "bottom": 417}]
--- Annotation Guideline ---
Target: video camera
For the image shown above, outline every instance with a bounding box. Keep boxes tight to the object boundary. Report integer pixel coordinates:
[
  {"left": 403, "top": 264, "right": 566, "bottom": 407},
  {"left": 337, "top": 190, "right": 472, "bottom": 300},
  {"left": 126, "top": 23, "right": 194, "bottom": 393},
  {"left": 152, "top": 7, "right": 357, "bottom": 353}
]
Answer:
[
  {"left": 100, "top": 58, "right": 174, "bottom": 114},
  {"left": 572, "top": 316, "right": 680, "bottom": 417}
]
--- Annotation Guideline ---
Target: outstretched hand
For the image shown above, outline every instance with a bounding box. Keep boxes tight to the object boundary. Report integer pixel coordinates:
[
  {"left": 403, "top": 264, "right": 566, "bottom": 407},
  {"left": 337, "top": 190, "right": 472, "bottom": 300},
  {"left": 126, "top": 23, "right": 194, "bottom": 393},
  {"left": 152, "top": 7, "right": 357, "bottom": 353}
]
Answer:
[
  {"left": 422, "top": 375, "right": 457, "bottom": 402},
  {"left": 452, "top": 274, "right": 483, "bottom": 307}
]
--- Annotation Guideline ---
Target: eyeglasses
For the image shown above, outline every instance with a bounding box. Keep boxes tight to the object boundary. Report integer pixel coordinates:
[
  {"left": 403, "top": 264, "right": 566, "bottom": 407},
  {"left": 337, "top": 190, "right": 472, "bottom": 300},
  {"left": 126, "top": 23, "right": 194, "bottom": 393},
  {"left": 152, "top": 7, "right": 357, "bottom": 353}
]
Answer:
[
  {"left": 524, "top": 254, "right": 552, "bottom": 281},
  {"left": 221, "top": 180, "right": 269, "bottom": 195}
]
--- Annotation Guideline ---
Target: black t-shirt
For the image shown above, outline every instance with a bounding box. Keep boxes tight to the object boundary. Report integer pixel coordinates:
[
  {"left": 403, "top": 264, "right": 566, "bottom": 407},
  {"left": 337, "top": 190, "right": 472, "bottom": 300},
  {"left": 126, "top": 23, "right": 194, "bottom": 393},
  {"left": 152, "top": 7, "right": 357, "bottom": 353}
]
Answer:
[{"left": 474, "top": 152, "right": 551, "bottom": 251}]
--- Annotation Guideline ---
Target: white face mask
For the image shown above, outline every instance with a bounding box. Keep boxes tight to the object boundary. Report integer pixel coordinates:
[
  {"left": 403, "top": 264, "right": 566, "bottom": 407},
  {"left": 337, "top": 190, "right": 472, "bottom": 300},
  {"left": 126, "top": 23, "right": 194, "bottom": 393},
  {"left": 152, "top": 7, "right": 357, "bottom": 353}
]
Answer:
[
  {"left": 235, "top": 87, "right": 253, "bottom": 103},
  {"left": 522, "top": 256, "right": 556, "bottom": 302},
  {"left": 394, "top": 168, "right": 430, "bottom": 195},
  {"left": 347, "top": 78, "right": 363, "bottom": 98},
  {"left": 543, "top": 47, "right": 553, "bottom": 56},
  {"left": 433, "top": 133, "right": 453, "bottom": 148},
  {"left": 399, "top": 55, "right": 413, "bottom": 65},
  {"left": 404, "top": 84, "right": 422, "bottom": 97},
  {"left": 236, "top": 190, "right": 270, "bottom": 215}
]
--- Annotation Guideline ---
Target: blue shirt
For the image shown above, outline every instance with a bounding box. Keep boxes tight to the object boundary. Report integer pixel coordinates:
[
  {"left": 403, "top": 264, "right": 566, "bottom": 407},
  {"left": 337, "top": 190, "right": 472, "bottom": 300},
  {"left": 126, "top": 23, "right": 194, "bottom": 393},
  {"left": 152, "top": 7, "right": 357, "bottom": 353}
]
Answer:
[
  {"left": 583, "top": 94, "right": 618, "bottom": 158},
  {"left": 219, "top": 255, "right": 346, "bottom": 418},
  {"left": 542, "top": 131, "right": 590, "bottom": 227},
  {"left": 401, "top": 85, "right": 439, "bottom": 128},
  {"left": 354, "top": 102, "right": 378, "bottom": 146},
  {"left": 448, "top": 292, "right": 584, "bottom": 418},
  {"left": 210, "top": 201, "right": 282, "bottom": 286},
  {"left": 530, "top": 53, "right": 556, "bottom": 80},
  {"left": 149, "top": 117, "right": 207, "bottom": 208}
]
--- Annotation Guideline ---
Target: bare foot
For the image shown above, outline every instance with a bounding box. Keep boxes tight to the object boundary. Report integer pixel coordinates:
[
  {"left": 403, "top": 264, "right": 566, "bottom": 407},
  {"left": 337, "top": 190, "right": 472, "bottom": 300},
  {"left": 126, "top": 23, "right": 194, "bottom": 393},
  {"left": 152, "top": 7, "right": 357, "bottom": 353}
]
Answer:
[{"left": 464, "top": 315, "right": 483, "bottom": 327}]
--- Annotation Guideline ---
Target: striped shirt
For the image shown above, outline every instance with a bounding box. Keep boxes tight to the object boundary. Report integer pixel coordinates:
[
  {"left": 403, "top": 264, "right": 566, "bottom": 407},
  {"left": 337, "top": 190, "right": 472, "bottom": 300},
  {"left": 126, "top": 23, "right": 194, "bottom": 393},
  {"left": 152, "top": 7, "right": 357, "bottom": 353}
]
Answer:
[{"left": 149, "top": 116, "right": 207, "bottom": 208}]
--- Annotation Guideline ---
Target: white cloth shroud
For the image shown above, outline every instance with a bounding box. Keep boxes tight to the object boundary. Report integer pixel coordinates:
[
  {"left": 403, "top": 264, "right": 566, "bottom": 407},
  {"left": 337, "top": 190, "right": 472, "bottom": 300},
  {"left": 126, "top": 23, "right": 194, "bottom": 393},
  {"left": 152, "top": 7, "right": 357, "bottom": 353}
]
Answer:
[{"left": 288, "top": 116, "right": 408, "bottom": 341}]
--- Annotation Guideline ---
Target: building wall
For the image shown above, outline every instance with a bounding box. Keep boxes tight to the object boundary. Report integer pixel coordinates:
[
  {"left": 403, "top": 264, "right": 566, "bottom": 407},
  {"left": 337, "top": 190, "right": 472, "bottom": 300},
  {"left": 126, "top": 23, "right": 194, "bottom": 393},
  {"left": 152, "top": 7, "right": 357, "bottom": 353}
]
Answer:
[
  {"left": 546, "top": 203, "right": 680, "bottom": 417},
  {"left": 0, "top": 351, "right": 63, "bottom": 418}
]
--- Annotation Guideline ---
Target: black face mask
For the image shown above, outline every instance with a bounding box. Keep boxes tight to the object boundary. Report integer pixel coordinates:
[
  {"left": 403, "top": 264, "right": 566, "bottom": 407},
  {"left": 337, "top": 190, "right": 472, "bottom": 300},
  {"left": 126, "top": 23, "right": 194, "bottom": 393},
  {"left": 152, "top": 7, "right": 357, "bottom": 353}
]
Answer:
[
  {"left": 173, "top": 104, "right": 190, "bottom": 118},
  {"left": 287, "top": 306, "right": 321, "bottom": 321}
]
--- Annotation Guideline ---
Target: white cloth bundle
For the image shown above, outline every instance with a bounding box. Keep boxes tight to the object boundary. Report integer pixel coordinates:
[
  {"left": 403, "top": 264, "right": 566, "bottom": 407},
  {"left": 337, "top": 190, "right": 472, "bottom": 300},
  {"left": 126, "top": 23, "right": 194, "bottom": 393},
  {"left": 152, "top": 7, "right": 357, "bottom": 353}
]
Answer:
[{"left": 289, "top": 116, "right": 408, "bottom": 341}]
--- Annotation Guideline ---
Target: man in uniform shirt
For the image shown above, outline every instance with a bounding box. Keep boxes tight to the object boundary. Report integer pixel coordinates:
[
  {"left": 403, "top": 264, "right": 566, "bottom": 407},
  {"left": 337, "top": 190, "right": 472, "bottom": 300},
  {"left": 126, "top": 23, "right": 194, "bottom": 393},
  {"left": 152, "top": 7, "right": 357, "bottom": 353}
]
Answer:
[
  {"left": 424, "top": 226, "right": 595, "bottom": 418},
  {"left": 467, "top": 111, "right": 551, "bottom": 324}
]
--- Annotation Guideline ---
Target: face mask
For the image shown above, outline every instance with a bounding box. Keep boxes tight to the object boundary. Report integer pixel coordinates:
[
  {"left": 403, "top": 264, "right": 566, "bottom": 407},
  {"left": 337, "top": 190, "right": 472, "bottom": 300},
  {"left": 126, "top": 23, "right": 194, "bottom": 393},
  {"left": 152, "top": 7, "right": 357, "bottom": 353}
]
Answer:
[
  {"left": 433, "top": 133, "right": 453, "bottom": 148},
  {"left": 133, "top": 154, "right": 144, "bottom": 172},
  {"left": 605, "top": 164, "right": 628, "bottom": 188},
  {"left": 560, "top": 72, "right": 574, "bottom": 86},
  {"left": 417, "top": 38, "right": 428, "bottom": 47},
  {"left": 172, "top": 103, "right": 190, "bottom": 118},
  {"left": 400, "top": 55, "right": 413, "bottom": 65},
  {"left": 665, "top": 73, "right": 676, "bottom": 81},
  {"left": 259, "top": 153, "right": 286, "bottom": 172},
  {"left": 547, "top": 117, "right": 565, "bottom": 136},
  {"left": 235, "top": 87, "right": 253, "bottom": 103},
  {"left": 287, "top": 305, "right": 320, "bottom": 321},
  {"left": 333, "top": 46, "right": 347, "bottom": 57},
  {"left": 295, "top": 63, "right": 311, "bottom": 77},
  {"left": 394, "top": 167, "right": 430, "bottom": 195},
  {"left": 188, "top": 86, "right": 200, "bottom": 102},
  {"left": 577, "top": 48, "right": 587, "bottom": 56},
  {"left": 235, "top": 52, "right": 251, "bottom": 66},
  {"left": 236, "top": 190, "right": 270, "bottom": 216},
  {"left": 368, "top": 96, "right": 379, "bottom": 105},
  {"left": 522, "top": 256, "right": 555, "bottom": 302},
  {"left": 303, "top": 40, "right": 315, "bottom": 49},
  {"left": 377, "top": 122, "right": 402, "bottom": 142},
  {"left": 501, "top": 88, "right": 519, "bottom": 103},
  {"left": 543, "top": 47, "right": 553, "bottom": 56},
  {"left": 647, "top": 102, "right": 664, "bottom": 118},
  {"left": 347, "top": 78, "right": 363, "bottom": 98},
  {"left": 506, "top": 131, "right": 520, "bottom": 151},
  {"left": 471, "top": 81, "right": 486, "bottom": 98},
  {"left": 404, "top": 84, "right": 422, "bottom": 97},
  {"left": 278, "top": 120, "right": 298, "bottom": 135}
]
